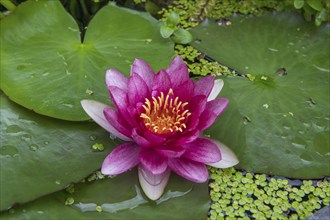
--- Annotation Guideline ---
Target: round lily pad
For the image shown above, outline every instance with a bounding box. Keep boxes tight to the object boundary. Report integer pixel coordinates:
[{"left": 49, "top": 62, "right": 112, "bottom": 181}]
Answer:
[
  {"left": 0, "top": 1, "right": 174, "bottom": 121},
  {"left": 190, "top": 13, "right": 330, "bottom": 178},
  {"left": 0, "top": 93, "right": 118, "bottom": 210}
]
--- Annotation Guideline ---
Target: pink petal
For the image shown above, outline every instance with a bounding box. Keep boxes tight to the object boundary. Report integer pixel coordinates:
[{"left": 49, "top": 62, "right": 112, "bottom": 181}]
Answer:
[
  {"left": 166, "top": 56, "right": 189, "bottom": 88},
  {"left": 194, "top": 76, "right": 215, "bottom": 97},
  {"left": 173, "top": 130, "right": 200, "bottom": 146},
  {"left": 128, "top": 73, "right": 150, "bottom": 106},
  {"left": 186, "top": 95, "right": 207, "bottom": 130},
  {"left": 140, "top": 149, "right": 168, "bottom": 174},
  {"left": 108, "top": 86, "right": 129, "bottom": 115},
  {"left": 143, "top": 130, "right": 166, "bottom": 145},
  {"left": 131, "top": 58, "right": 155, "bottom": 89},
  {"left": 152, "top": 70, "right": 172, "bottom": 93},
  {"left": 101, "top": 143, "right": 140, "bottom": 175},
  {"left": 174, "top": 79, "right": 194, "bottom": 103},
  {"left": 105, "top": 68, "right": 128, "bottom": 91},
  {"left": 196, "top": 110, "right": 217, "bottom": 132},
  {"left": 138, "top": 165, "right": 171, "bottom": 200},
  {"left": 168, "top": 158, "right": 208, "bottom": 183},
  {"left": 207, "top": 98, "right": 229, "bottom": 116},
  {"left": 206, "top": 140, "right": 239, "bottom": 168},
  {"left": 104, "top": 108, "right": 132, "bottom": 138},
  {"left": 80, "top": 100, "right": 132, "bottom": 141},
  {"left": 131, "top": 128, "right": 153, "bottom": 148},
  {"left": 183, "top": 96, "right": 207, "bottom": 132},
  {"left": 208, "top": 79, "right": 224, "bottom": 101},
  {"left": 182, "top": 138, "right": 221, "bottom": 163},
  {"left": 197, "top": 98, "right": 229, "bottom": 131},
  {"left": 188, "top": 95, "right": 207, "bottom": 117},
  {"left": 156, "top": 145, "right": 185, "bottom": 158}
]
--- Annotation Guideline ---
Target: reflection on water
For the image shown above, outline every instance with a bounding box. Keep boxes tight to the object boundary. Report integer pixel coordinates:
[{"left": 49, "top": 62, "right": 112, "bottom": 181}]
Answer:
[
  {"left": 74, "top": 184, "right": 193, "bottom": 213},
  {"left": 156, "top": 188, "right": 192, "bottom": 205}
]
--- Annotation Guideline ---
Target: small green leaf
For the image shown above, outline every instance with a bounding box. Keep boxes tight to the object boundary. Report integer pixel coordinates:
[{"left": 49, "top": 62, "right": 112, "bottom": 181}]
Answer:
[
  {"left": 171, "top": 29, "right": 193, "bottom": 44},
  {"left": 160, "top": 25, "right": 175, "bottom": 38},
  {"left": 304, "top": 2, "right": 317, "bottom": 14},
  {"left": 294, "top": 0, "right": 305, "bottom": 9},
  {"left": 306, "top": 0, "right": 323, "bottom": 11},
  {"left": 166, "top": 11, "right": 180, "bottom": 27},
  {"left": 315, "top": 8, "right": 327, "bottom": 26}
]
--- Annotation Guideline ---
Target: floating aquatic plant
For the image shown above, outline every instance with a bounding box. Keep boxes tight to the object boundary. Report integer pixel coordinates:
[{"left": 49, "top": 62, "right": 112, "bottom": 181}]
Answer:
[{"left": 81, "top": 56, "right": 238, "bottom": 200}]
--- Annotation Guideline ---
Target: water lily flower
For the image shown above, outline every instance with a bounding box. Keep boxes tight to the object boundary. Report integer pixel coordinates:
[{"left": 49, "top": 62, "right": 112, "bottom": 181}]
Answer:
[{"left": 81, "top": 56, "right": 239, "bottom": 200}]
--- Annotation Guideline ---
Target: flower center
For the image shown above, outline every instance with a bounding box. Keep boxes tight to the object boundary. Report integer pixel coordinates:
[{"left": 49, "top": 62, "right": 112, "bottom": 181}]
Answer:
[{"left": 140, "top": 89, "right": 191, "bottom": 134}]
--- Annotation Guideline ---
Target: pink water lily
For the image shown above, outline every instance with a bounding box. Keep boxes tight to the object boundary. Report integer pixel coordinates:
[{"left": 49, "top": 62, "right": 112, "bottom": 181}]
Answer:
[{"left": 81, "top": 56, "right": 238, "bottom": 200}]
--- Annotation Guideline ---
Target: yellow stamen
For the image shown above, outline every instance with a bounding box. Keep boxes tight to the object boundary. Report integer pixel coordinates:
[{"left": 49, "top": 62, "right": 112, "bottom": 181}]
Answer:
[{"left": 140, "top": 89, "right": 191, "bottom": 134}]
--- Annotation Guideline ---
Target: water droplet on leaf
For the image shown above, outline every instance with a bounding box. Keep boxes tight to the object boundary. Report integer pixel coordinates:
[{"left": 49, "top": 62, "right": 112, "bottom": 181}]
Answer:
[
  {"left": 6, "top": 125, "right": 21, "bottom": 133},
  {"left": 65, "top": 197, "right": 75, "bottom": 205},
  {"left": 277, "top": 67, "right": 287, "bottom": 76},
  {"left": 92, "top": 143, "right": 104, "bottom": 152},
  {"left": 85, "top": 89, "right": 93, "bottom": 95},
  {"left": 243, "top": 116, "right": 251, "bottom": 125},
  {"left": 0, "top": 145, "right": 18, "bottom": 157},
  {"left": 20, "top": 134, "right": 32, "bottom": 141},
  {"left": 89, "top": 135, "right": 97, "bottom": 141},
  {"left": 62, "top": 104, "right": 73, "bottom": 108},
  {"left": 29, "top": 145, "right": 39, "bottom": 151}
]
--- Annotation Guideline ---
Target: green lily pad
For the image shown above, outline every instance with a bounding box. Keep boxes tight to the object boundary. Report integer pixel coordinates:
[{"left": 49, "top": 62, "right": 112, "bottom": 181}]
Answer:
[
  {"left": 0, "top": 170, "right": 209, "bottom": 219},
  {"left": 0, "top": 1, "right": 174, "bottom": 121},
  {"left": 191, "top": 13, "right": 330, "bottom": 178},
  {"left": 0, "top": 93, "right": 118, "bottom": 211}
]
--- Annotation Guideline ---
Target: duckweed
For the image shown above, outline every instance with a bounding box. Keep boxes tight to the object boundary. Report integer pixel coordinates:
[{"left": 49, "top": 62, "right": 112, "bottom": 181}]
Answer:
[{"left": 208, "top": 167, "right": 330, "bottom": 219}]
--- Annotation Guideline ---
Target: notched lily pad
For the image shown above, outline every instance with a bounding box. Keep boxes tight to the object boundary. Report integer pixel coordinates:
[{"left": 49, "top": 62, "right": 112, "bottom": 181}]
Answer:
[
  {"left": 0, "top": 170, "right": 209, "bottom": 220},
  {"left": 191, "top": 13, "right": 330, "bottom": 178},
  {"left": 0, "top": 1, "right": 174, "bottom": 121},
  {"left": 0, "top": 93, "right": 117, "bottom": 211}
]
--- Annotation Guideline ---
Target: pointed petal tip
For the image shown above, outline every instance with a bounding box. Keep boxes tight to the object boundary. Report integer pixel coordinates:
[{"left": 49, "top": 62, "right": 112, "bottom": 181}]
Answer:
[
  {"left": 207, "top": 140, "right": 239, "bottom": 168},
  {"left": 138, "top": 166, "right": 171, "bottom": 201},
  {"left": 105, "top": 68, "right": 128, "bottom": 91},
  {"left": 101, "top": 143, "right": 140, "bottom": 175},
  {"left": 207, "top": 79, "right": 224, "bottom": 101}
]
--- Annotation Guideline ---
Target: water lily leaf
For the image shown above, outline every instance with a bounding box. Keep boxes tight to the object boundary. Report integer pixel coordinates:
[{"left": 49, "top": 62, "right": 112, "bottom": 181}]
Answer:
[
  {"left": 0, "top": 1, "right": 174, "bottom": 121},
  {"left": 0, "top": 93, "right": 118, "bottom": 211},
  {"left": 0, "top": 170, "right": 209, "bottom": 219},
  {"left": 190, "top": 13, "right": 330, "bottom": 178}
]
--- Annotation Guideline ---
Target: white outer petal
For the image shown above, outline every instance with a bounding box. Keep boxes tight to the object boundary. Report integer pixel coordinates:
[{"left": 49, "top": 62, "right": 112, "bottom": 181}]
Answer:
[
  {"left": 138, "top": 165, "right": 171, "bottom": 201},
  {"left": 207, "top": 140, "right": 239, "bottom": 168},
  {"left": 207, "top": 79, "right": 224, "bottom": 101},
  {"left": 80, "top": 100, "right": 132, "bottom": 141}
]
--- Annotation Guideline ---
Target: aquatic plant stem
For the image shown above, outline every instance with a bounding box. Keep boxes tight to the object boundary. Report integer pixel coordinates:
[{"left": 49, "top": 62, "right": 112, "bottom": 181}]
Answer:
[
  {"left": 79, "top": 0, "right": 89, "bottom": 18},
  {"left": 0, "top": 0, "right": 16, "bottom": 11}
]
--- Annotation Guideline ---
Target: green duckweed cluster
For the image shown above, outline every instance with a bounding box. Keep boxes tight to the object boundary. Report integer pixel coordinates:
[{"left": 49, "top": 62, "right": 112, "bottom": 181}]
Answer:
[
  {"left": 158, "top": 0, "right": 289, "bottom": 29},
  {"left": 174, "top": 45, "right": 234, "bottom": 77},
  {"left": 208, "top": 167, "right": 330, "bottom": 219}
]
